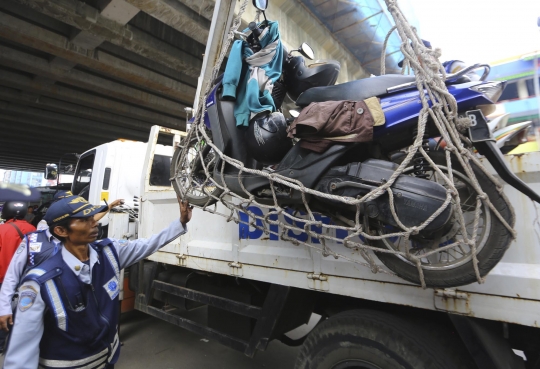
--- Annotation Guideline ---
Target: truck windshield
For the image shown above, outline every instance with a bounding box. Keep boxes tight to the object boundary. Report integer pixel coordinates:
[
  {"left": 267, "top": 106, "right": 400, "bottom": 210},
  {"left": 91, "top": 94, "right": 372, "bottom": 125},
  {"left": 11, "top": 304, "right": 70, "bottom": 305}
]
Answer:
[
  {"left": 73, "top": 152, "right": 95, "bottom": 199},
  {"left": 150, "top": 154, "right": 172, "bottom": 187}
]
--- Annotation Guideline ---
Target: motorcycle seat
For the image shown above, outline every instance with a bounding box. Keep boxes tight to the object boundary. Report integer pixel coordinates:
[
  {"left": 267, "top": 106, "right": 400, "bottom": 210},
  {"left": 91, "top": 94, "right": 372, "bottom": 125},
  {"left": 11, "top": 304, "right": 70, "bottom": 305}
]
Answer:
[{"left": 295, "top": 74, "right": 416, "bottom": 106}]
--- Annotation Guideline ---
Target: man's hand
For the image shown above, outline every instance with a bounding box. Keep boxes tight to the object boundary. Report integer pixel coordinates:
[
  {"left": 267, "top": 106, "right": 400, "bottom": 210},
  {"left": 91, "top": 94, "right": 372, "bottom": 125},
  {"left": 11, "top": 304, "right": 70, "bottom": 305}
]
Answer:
[
  {"left": 108, "top": 199, "right": 124, "bottom": 210},
  {"left": 94, "top": 199, "right": 125, "bottom": 222},
  {"left": 179, "top": 198, "right": 193, "bottom": 225},
  {"left": 0, "top": 314, "right": 13, "bottom": 332}
]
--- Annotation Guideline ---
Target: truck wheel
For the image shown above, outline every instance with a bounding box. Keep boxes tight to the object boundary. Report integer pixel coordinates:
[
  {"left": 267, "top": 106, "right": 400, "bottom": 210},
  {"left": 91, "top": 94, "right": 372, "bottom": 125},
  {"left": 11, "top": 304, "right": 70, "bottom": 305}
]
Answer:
[
  {"left": 171, "top": 134, "right": 222, "bottom": 206},
  {"left": 294, "top": 310, "right": 474, "bottom": 369}
]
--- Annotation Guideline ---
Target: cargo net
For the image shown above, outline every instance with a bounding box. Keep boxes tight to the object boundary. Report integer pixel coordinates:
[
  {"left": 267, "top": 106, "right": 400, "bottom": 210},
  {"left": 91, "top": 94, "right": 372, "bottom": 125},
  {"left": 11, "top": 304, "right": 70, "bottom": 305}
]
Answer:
[{"left": 172, "top": 0, "right": 516, "bottom": 288}]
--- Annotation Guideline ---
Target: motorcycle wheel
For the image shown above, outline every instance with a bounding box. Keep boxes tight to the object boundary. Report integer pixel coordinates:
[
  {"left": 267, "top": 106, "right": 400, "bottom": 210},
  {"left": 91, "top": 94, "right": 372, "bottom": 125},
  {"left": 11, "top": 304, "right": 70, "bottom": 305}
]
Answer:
[
  {"left": 373, "top": 151, "right": 514, "bottom": 288},
  {"left": 170, "top": 133, "right": 222, "bottom": 207}
]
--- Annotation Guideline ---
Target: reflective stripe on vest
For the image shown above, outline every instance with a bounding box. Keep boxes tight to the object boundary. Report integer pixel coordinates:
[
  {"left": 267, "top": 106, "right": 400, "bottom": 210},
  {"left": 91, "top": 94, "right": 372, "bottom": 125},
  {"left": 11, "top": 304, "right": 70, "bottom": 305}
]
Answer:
[
  {"left": 102, "top": 246, "right": 119, "bottom": 280},
  {"left": 39, "top": 347, "right": 108, "bottom": 368},
  {"left": 26, "top": 268, "right": 46, "bottom": 278},
  {"left": 109, "top": 332, "right": 119, "bottom": 363},
  {"left": 44, "top": 279, "right": 67, "bottom": 331}
]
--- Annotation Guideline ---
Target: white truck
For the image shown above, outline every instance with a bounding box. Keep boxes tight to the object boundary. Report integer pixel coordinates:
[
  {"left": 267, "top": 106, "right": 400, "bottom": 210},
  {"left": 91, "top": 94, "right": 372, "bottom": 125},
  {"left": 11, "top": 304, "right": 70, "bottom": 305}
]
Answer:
[
  {"left": 65, "top": 0, "right": 540, "bottom": 368},
  {"left": 67, "top": 124, "right": 539, "bottom": 369}
]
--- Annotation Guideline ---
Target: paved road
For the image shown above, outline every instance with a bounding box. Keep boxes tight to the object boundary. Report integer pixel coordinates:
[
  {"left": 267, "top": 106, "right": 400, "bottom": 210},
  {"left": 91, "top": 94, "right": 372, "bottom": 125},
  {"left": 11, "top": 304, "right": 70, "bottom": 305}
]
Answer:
[
  {"left": 117, "top": 310, "right": 300, "bottom": 369},
  {"left": 0, "top": 310, "right": 300, "bottom": 369}
]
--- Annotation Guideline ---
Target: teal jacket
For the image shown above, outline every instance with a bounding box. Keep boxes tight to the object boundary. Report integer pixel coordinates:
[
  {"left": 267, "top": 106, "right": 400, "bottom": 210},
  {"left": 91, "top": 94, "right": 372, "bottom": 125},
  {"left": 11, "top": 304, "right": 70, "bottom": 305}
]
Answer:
[{"left": 222, "top": 21, "right": 283, "bottom": 127}]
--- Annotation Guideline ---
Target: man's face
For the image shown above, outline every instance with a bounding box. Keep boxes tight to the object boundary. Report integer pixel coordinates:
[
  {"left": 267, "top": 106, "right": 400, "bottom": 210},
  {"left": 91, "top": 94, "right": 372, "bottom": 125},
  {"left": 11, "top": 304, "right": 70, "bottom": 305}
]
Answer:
[
  {"left": 27, "top": 207, "right": 33, "bottom": 213},
  {"left": 55, "top": 216, "right": 99, "bottom": 245}
]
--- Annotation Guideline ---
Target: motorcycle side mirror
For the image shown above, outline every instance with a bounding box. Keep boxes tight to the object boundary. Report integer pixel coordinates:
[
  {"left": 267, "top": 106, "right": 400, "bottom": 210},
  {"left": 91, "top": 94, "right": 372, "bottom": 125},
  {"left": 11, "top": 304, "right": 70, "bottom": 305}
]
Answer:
[
  {"left": 252, "top": 0, "right": 268, "bottom": 10},
  {"left": 299, "top": 43, "right": 315, "bottom": 60},
  {"left": 289, "top": 110, "right": 300, "bottom": 118}
]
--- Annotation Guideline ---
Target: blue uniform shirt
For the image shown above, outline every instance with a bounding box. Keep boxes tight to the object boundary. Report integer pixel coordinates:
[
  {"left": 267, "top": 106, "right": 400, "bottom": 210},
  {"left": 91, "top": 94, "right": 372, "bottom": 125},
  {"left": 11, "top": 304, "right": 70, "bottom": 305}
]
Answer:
[
  {"left": 0, "top": 228, "right": 60, "bottom": 317},
  {"left": 4, "top": 219, "right": 186, "bottom": 369}
]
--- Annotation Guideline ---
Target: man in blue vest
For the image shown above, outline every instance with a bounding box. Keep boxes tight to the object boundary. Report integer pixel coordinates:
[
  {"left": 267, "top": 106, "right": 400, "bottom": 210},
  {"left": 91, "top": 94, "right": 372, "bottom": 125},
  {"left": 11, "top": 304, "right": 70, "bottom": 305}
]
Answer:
[
  {"left": 3, "top": 195, "right": 192, "bottom": 369},
  {"left": 0, "top": 191, "right": 126, "bottom": 335}
]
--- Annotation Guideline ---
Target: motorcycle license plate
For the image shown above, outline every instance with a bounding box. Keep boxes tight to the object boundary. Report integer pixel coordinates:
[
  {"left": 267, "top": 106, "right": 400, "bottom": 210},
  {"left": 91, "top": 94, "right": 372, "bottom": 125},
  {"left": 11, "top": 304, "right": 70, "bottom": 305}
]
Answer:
[{"left": 464, "top": 110, "right": 494, "bottom": 143}]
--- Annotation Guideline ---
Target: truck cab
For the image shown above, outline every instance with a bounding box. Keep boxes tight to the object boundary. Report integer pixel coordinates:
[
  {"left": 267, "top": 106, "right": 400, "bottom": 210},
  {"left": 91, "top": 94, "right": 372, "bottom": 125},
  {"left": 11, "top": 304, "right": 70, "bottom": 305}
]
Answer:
[{"left": 72, "top": 139, "right": 175, "bottom": 229}]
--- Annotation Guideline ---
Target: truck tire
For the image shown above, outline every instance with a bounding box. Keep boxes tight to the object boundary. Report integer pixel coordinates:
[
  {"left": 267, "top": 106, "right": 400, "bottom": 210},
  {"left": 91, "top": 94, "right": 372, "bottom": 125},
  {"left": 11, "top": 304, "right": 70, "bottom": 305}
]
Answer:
[
  {"left": 294, "top": 310, "right": 475, "bottom": 369},
  {"left": 171, "top": 134, "right": 221, "bottom": 207},
  {"left": 374, "top": 151, "right": 514, "bottom": 288}
]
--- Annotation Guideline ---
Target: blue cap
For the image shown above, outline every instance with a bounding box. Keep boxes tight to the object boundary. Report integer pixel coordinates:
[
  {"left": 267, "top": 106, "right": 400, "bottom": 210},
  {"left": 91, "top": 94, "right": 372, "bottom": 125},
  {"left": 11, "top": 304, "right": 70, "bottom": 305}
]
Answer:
[
  {"left": 53, "top": 190, "right": 73, "bottom": 200},
  {"left": 44, "top": 196, "right": 107, "bottom": 225}
]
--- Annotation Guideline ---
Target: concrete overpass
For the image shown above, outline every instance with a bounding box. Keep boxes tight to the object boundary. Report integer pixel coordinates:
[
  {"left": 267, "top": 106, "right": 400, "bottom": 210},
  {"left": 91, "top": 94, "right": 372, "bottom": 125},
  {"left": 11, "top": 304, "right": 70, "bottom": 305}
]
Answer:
[{"left": 0, "top": 0, "right": 404, "bottom": 172}]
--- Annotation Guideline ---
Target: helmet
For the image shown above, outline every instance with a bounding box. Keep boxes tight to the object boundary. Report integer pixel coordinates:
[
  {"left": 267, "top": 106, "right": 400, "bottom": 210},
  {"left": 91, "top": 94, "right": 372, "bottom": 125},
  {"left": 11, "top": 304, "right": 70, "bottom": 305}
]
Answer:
[
  {"left": 246, "top": 112, "right": 293, "bottom": 165},
  {"left": 1, "top": 201, "right": 28, "bottom": 220},
  {"left": 283, "top": 56, "right": 341, "bottom": 101}
]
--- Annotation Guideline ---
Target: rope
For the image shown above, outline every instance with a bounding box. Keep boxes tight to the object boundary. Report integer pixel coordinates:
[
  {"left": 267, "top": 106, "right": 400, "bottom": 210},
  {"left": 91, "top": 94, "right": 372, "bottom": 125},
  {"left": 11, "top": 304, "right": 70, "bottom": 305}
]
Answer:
[{"left": 172, "top": 0, "right": 516, "bottom": 288}]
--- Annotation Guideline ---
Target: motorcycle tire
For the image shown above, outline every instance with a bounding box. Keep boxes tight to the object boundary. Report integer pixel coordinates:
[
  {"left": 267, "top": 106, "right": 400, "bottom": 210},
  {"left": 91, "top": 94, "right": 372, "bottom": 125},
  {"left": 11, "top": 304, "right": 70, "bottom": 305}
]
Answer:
[
  {"left": 373, "top": 151, "right": 514, "bottom": 288},
  {"left": 295, "top": 309, "right": 476, "bottom": 369},
  {"left": 170, "top": 134, "right": 221, "bottom": 207}
]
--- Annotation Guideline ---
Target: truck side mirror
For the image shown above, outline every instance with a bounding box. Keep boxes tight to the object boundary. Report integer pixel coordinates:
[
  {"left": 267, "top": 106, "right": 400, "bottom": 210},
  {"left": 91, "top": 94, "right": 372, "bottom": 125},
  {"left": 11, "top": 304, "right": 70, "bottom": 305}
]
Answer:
[{"left": 45, "top": 163, "right": 58, "bottom": 180}]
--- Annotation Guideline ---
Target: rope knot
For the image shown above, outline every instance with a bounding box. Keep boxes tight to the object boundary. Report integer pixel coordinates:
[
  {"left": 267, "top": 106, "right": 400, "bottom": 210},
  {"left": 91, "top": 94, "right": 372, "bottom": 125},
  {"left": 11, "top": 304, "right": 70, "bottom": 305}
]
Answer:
[
  {"left": 477, "top": 194, "right": 488, "bottom": 201},
  {"left": 459, "top": 148, "right": 470, "bottom": 156},
  {"left": 455, "top": 116, "right": 473, "bottom": 132}
]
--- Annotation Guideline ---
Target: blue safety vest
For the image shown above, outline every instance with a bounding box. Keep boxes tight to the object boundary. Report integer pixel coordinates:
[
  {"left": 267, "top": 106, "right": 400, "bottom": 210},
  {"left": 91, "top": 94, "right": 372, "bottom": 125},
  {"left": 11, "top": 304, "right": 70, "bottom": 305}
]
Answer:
[
  {"left": 24, "top": 230, "right": 59, "bottom": 271},
  {"left": 21, "top": 239, "right": 121, "bottom": 369}
]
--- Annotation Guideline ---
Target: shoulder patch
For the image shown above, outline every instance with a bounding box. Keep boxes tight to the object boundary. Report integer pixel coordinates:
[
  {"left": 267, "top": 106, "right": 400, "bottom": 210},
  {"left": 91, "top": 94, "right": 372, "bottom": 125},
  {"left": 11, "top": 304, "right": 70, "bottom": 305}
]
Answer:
[
  {"left": 29, "top": 242, "right": 42, "bottom": 253},
  {"left": 16, "top": 243, "right": 25, "bottom": 254},
  {"left": 103, "top": 276, "right": 119, "bottom": 300},
  {"left": 18, "top": 285, "right": 38, "bottom": 312}
]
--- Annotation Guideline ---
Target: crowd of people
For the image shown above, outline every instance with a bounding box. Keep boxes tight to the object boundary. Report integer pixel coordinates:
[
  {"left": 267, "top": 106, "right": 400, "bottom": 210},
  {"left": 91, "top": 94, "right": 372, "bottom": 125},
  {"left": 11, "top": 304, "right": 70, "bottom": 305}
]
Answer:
[{"left": 0, "top": 190, "right": 192, "bottom": 369}]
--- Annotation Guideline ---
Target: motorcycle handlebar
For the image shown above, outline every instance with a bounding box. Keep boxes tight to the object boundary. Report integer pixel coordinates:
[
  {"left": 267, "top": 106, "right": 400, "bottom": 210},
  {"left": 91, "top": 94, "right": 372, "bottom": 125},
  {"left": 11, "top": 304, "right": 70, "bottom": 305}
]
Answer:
[{"left": 446, "top": 63, "right": 491, "bottom": 82}]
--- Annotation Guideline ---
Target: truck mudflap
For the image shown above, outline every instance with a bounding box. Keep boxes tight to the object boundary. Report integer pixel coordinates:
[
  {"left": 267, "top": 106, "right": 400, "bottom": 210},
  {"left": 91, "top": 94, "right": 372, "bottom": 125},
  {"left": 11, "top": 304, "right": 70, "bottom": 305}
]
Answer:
[{"left": 449, "top": 314, "right": 526, "bottom": 369}]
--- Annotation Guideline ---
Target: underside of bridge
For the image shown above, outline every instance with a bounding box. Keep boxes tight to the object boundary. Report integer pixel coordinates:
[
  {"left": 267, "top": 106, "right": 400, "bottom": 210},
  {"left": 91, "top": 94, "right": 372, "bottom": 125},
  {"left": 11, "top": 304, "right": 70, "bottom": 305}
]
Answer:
[
  {"left": 0, "top": 0, "right": 403, "bottom": 172},
  {"left": 0, "top": 0, "right": 210, "bottom": 171}
]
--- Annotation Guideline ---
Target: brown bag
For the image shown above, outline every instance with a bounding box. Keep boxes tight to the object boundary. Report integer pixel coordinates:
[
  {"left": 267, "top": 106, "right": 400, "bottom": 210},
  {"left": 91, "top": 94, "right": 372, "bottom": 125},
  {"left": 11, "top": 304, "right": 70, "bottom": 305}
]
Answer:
[{"left": 287, "top": 97, "right": 385, "bottom": 152}]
